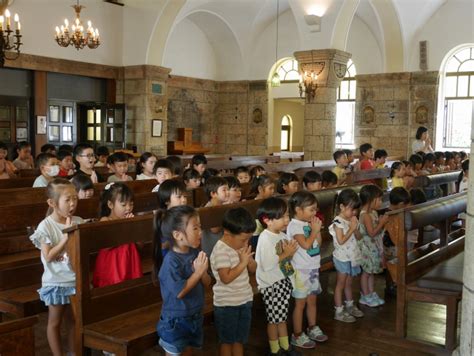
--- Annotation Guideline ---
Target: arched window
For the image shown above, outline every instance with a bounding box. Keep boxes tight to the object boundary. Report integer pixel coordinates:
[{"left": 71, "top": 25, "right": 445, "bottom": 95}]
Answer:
[
  {"left": 276, "top": 59, "right": 300, "bottom": 82},
  {"left": 281, "top": 115, "right": 292, "bottom": 151},
  {"left": 335, "top": 59, "right": 356, "bottom": 148},
  {"left": 440, "top": 46, "right": 474, "bottom": 149}
]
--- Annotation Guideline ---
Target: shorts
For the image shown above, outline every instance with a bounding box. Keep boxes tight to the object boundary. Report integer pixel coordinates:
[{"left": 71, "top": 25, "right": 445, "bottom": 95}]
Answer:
[
  {"left": 38, "top": 286, "right": 75, "bottom": 306},
  {"left": 261, "top": 278, "right": 292, "bottom": 324},
  {"left": 291, "top": 268, "right": 322, "bottom": 299},
  {"left": 333, "top": 257, "right": 361, "bottom": 277},
  {"left": 214, "top": 301, "right": 253, "bottom": 344},
  {"left": 157, "top": 313, "right": 203, "bottom": 355}
]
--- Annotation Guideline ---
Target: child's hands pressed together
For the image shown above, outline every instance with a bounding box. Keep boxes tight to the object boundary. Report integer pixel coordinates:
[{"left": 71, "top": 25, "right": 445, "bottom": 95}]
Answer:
[
  {"left": 283, "top": 239, "right": 298, "bottom": 257},
  {"left": 193, "top": 251, "right": 209, "bottom": 276},
  {"left": 310, "top": 216, "right": 322, "bottom": 233},
  {"left": 379, "top": 214, "right": 389, "bottom": 225},
  {"left": 124, "top": 212, "right": 135, "bottom": 219},
  {"left": 350, "top": 216, "right": 359, "bottom": 231},
  {"left": 238, "top": 244, "right": 254, "bottom": 266}
]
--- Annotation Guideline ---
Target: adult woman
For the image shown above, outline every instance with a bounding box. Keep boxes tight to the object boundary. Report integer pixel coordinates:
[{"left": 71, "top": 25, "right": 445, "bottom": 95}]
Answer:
[{"left": 412, "top": 126, "right": 434, "bottom": 154}]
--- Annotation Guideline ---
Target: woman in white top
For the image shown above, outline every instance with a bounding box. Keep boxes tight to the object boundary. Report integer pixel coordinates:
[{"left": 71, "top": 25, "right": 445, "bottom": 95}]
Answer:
[{"left": 412, "top": 126, "right": 434, "bottom": 154}]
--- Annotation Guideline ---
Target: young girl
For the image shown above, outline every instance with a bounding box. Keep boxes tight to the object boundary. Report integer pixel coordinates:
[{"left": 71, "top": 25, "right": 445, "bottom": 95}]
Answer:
[
  {"left": 250, "top": 165, "right": 266, "bottom": 180},
  {"left": 154, "top": 206, "right": 211, "bottom": 356},
  {"left": 0, "top": 142, "right": 17, "bottom": 179},
  {"left": 250, "top": 175, "right": 275, "bottom": 200},
  {"left": 358, "top": 185, "right": 388, "bottom": 307},
  {"left": 225, "top": 176, "right": 243, "bottom": 204},
  {"left": 287, "top": 191, "right": 327, "bottom": 349},
  {"left": 390, "top": 162, "right": 405, "bottom": 189},
  {"left": 136, "top": 152, "right": 157, "bottom": 180},
  {"left": 329, "top": 189, "right": 364, "bottom": 323},
  {"left": 276, "top": 172, "right": 299, "bottom": 195},
  {"left": 29, "top": 178, "right": 84, "bottom": 356},
  {"left": 158, "top": 179, "right": 188, "bottom": 210},
  {"left": 255, "top": 197, "right": 300, "bottom": 356},
  {"left": 92, "top": 182, "right": 143, "bottom": 288}
]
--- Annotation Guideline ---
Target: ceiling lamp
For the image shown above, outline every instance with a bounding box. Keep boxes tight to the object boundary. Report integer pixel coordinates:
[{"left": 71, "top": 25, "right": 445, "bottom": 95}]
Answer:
[
  {"left": 271, "top": 0, "right": 281, "bottom": 87},
  {"left": 298, "top": 52, "right": 324, "bottom": 103},
  {"left": 55, "top": 0, "right": 100, "bottom": 50},
  {"left": 0, "top": 7, "right": 22, "bottom": 67}
]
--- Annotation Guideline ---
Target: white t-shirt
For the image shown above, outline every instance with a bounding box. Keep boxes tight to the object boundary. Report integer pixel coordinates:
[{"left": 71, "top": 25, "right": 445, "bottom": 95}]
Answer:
[
  {"left": 255, "top": 229, "right": 287, "bottom": 289},
  {"left": 30, "top": 215, "right": 84, "bottom": 287},
  {"left": 210, "top": 240, "right": 253, "bottom": 307},
  {"left": 412, "top": 139, "right": 434, "bottom": 154},
  {"left": 152, "top": 184, "right": 160, "bottom": 192},
  {"left": 136, "top": 173, "right": 154, "bottom": 180},
  {"left": 286, "top": 218, "right": 320, "bottom": 269},
  {"left": 459, "top": 177, "right": 468, "bottom": 192},
  {"left": 328, "top": 216, "right": 362, "bottom": 264},
  {"left": 33, "top": 175, "right": 50, "bottom": 188}
]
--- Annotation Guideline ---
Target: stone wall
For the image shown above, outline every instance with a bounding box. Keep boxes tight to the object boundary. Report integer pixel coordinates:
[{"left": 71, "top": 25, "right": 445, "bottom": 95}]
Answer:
[{"left": 355, "top": 71, "right": 438, "bottom": 158}]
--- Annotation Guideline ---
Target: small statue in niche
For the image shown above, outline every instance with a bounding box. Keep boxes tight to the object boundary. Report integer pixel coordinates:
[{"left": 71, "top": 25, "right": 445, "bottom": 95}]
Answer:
[
  {"left": 252, "top": 108, "right": 263, "bottom": 124},
  {"left": 415, "top": 105, "right": 428, "bottom": 124},
  {"left": 362, "top": 106, "right": 375, "bottom": 124}
]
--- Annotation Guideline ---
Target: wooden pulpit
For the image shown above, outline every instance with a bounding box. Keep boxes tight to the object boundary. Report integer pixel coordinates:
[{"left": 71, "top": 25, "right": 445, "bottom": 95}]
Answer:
[{"left": 167, "top": 128, "right": 210, "bottom": 155}]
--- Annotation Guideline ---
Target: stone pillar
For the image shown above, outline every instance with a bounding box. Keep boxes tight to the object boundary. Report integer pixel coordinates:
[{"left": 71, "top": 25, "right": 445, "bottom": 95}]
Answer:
[
  {"left": 456, "top": 108, "right": 474, "bottom": 355},
  {"left": 117, "top": 65, "right": 171, "bottom": 155},
  {"left": 294, "top": 49, "right": 351, "bottom": 160}
]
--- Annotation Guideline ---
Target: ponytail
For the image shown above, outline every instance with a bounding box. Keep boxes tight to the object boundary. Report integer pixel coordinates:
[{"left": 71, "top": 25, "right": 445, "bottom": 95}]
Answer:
[
  {"left": 99, "top": 182, "right": 134, "bottom": 218},
  {"left": 390, "top": 161, "right": 403, "bottom": 178}
]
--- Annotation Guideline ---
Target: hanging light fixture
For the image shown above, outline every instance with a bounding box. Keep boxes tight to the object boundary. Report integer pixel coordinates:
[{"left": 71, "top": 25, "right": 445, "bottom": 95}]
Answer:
[
  {"left": 0, "top": 5, "right": 22, "bottom": 67},
  {"left": 298, "top": 52, "right": 324, "bottom": 103},
  {"left": 55, "top": 0, "right": 100, "bottom": 50},
  {"left": 270, "top": 0, "right": 281, "bottom": 87}
]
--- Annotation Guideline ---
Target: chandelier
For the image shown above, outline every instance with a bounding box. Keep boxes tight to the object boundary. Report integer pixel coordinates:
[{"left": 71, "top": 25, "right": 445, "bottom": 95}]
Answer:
[
  {"left": 298, "top": 52, "right": 324, "bottom": 103},
  {"left": 55, "top": 0, "right": 100, "bottom": 50},
  {"left": 0, "top": 7, "right": 22, "bottom": 67}
]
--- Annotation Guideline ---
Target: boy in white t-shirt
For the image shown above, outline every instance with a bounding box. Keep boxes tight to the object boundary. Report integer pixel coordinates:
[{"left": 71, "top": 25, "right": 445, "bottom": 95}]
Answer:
[{"left": 210, "top": 207, "right": 257, "bottom": 356}]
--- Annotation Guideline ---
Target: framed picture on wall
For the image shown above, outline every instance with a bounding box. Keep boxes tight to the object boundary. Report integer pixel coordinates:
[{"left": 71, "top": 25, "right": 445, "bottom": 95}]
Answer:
[
  {"left": 37, "top": 115, "right": 47, "bottom": 134},
  {"left": 152, "top": 119, "right": 162, "bottom": 137}
]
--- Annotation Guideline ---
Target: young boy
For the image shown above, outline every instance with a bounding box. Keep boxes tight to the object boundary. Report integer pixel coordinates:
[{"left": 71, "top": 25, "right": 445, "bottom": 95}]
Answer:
[
  {"left": 74, "top": 143, "right": 101, "bottom": 183},
  {"left": 302, "top": 171, "right": 322, "bottom": 191},
  {"left": 71, "top": 174, "right": 94, "bottom": 199},
  {"left": 33, "top": 153, "right": 59, "bottom": 187},
  {"left": 57, "top": 150, "right": 74, "bottom": 177},
  {"left": 343, "top": 149, "right": 355, "bottom": 172},
  {"left": 13, "top": 141, "right": 34, "bottom": 170},
  {"left": 225, "top": 176, "right": 242, "bottom": 204},
  {"left": 183, "top": 168, "right": 202, "bottom": 190},
  {"left": 192, "top": 154, "right": 207, "bottom": 177},
  {"left": 0, "top": 142, "right": 17, "bottom": 179},
  {"left": 107, "top": 152, "right": 133, "bottom": 182},
  {"left": 332, "top": 150, "right": 348, "bottom": 185},
  {"left": 40, "top": 143, "right": 56, "bottom": 155},
  {"left": 359, "top": 143, "right": 375, "bottom": 170},
  {"left": 235, "top": 166, "right": 251, "bottom": 184},
  {"left": 152, "top": 159, "right": 174, "bottom": 192},
  {"left": 166, "top": 155, "right": 183, "bottom": 177},
  {"left": 375, "top": 149, "right": 389, "bottom": 189},
  {"left": 94, "top": 146, "right": 109, "bottom": 167},
  {"left": 321, "top": 170, "right": 338, "bottom": 189},
  {"left": 210, "top": 207, "right": 257, "bottom": 356}
]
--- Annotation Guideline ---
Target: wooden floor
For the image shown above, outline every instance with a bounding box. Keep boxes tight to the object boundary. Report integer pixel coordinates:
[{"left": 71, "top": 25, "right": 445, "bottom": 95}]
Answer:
[{"left": 35, "top": 272, "right": 458, "bottom": 356}]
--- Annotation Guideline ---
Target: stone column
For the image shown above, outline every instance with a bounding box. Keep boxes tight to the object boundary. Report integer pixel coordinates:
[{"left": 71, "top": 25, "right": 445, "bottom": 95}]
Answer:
[
  {"left": 294, "top": 49, "right": 351, "bottom": 160},
  {"left": 455, "top": 108, "right": 474, "bottom": 355},
  {"left": 117, "top": 65, "right": 171, "bottom": 155}
]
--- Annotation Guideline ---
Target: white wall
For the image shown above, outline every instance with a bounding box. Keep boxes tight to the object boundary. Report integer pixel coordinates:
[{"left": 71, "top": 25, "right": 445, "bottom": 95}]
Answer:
[
  {"left": 10, "top": 0, "right": 123, "bottom": 66},
  {"left": 408, "top": 0, "right": 474, "bottom": 71},
  {"left": 163, "top": 18, "right": 218, "bottom": 80}
]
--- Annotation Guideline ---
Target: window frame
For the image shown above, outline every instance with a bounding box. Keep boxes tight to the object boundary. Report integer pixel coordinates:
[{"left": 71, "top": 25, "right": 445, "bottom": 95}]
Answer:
[{"left": 335, "top": 60, "right": 356, "bottom": 148}]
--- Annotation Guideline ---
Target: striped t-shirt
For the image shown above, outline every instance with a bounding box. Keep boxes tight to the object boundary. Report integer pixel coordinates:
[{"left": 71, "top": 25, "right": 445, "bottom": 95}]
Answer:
[{"left": 210, "top": 240, "right": 254, "bottom": 307}]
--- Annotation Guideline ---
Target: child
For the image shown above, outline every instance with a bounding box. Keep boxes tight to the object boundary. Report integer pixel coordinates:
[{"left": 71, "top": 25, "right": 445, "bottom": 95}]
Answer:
[
  {"left": 13, "top": 141, "right": 34, "bottom": 170},
  {"left": 41, "top": 144, "right": 57, "bottom": 155},
  {"left": 445, "top": 152, "right": 456, "bottom": 171},
  {"left": 459, "top": 159, "right": 469, "bottom": 192},
  {"left": 29, "top": 178, "right": 84, "bottom": 356},
  {"left": 57, "top": 150, "right": 74, "bottom": 177},
  {"left": 92, "top": 183, "right": 143, "bottom": 288},
  {"left": 152, "top": 159, "right": 174, "bottom": 192},
  {"left": 192, "top": 154, "right": 207, "bottom": 177},
  {"left": 343, "top": 149, "right": 355, "bottom": 172},
  {"left": 358, "top": 185, "right": 388, "bottom": 307},
  {"left": 58, "top": 144, "right": 73, "bottom": 153},
  {"left": 210, "top": 207, "right": 257, "bottom": 356},
  {"left": 94, "top": 146, "right": 109, "bottom": 167},
  {"left": 71, "top": 174, "right": 94, "bottom": 199},
  {"left": 287, "top": 191, "right": 328, "bottom": 349},
  {"left": 225, "top": 176, "right": 242, "bottom": 204},
  {"left": 136, "top": 152, "right": 157, "bottom": 180},
  {"left": 390, "top": 162, "right": 405, "bottom": 188},
  {"left": 421, "top": 153, "right": 436, "bottom": 175},
  {"left": 255, "top": 197, "right": 300, "bottom": 356},
  {"left": 250, "top": 165, "right": 266, "bottom": 179},
  {"left": 321, "top": 170, "right": 338, "bottom": 189},
  {"left": 0, "top": 142, "right": 17, "bottom": 179},
  {"left": 33, "top": 153, "right": 60, "bottom": 187},
  {"left": 409, "top": 154, "right": 423, "bottom": 176},
  {"left": 166, "top": 155, "right": 183, "bottom": 178},
  {"left": 276, "top": 172, "right": 299, "bottom": 195},
  {"left": 126, "top": 153, "right": 137, "bottom": 173},
  {"left": 359, "top": 143, "right": 375, "bottom": 171},
  {"left": 434, "top": 152, "right": 446, "bottom": 172},
  {"left": 74, "top": 143, "right": 101, "bottom": 183},
  {"left": 203, "top": 168, "right": 220, "bottom": 183},
  {"left": 332, "top": 150, "right": 348, "bottom": 185},
  {"left": 302, "top": 171, "right": 322, "bottom": 191},
  {"left": 250, "top": 175, "right": 275, "bottom": 200},
  {"left": 154, "top": 206, "right": 211, "bottom": 356},
  {"left": 106, "top": 152, "right": 133, "bottom": 183},
  {"left": 329, "top": 189, "right": 364, "bottom": 323},
  {"left": 235, "top": 166, "right": 251, "bottom": 184},
  {"left": 183, "top": 168, "right": 202, "bottom": 190},
  {"left": 374, "top": 149, "right": 388, "bottom": 189},
  {"left": 158, "top": 179, "right": 188, "bottom": 210}
]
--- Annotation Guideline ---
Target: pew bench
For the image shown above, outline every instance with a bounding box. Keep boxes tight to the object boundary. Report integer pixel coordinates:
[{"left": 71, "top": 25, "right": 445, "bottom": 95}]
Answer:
[{"left": 0, "top": 315, "right": 38, "bottom": 355}]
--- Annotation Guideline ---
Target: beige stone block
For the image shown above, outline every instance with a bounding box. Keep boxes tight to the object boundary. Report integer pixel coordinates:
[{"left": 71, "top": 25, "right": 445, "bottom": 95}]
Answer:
[
  {"left": 225, "top": 125, "right": 246, "bottom": 135},
  {"left": 313, "top": 120, "right": 334, "bottom": 136},
  {"left": 248, "top": 133, "right": 266, "bottom": 146},
  {"left": 226, "top": 144, "right": 247, "bottom": 155},
  {"left": 248, "top": 145, "right": 266, "bottom": 155},
  {"left": 305, "top": 135, "right": 324, "bottom": 152},
  {"left": 124, "top": 79, "right": 146, "bottom": 95},
  {"left": 124, "top": 94, "right": 146, "bottom": 107},
  {"left": 305, "top": 104, "right": 325, "bottom": 120},
  {"left": 325, "top": 104, "right": 337, "bottom": 121},
  {"left": 314, "top": 87, "right": 337, "bottom": 104},
  {"left": 375, "top": 125, "right": 408, "bottom": 138},
  {"left": 394, "top": 86, "right": 409, "bottom": 100},
  {"left": 304, "top": 119, "right": 313, "bottom": 134},
  {"left": 225, "top": 134, "right": 246, "bottom": 145}
]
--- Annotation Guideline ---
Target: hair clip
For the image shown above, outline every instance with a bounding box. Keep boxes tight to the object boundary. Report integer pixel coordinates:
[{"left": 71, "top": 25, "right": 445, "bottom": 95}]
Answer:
[
  {"left": 104, "top": 182, "right": 115, "bottom": 191},
  {"left": 260, "top": 213, "right": 269, "bottom": 221}
]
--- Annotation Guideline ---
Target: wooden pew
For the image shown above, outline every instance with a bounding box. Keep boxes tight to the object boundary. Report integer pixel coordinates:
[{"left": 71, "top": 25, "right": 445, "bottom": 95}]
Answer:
[
  {"left": 413, "top": 170, "right": 461, "bottom": 196},
  {"left": 384, "top": 192, "right": 467, "bottom": 351},
  {"left": 0, "top": 177, "right": 36, "bottom": 190},
  {"left": 0, "top": 315, "right": 38, "bottom": 355}
]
